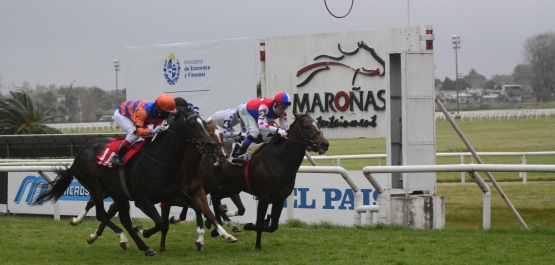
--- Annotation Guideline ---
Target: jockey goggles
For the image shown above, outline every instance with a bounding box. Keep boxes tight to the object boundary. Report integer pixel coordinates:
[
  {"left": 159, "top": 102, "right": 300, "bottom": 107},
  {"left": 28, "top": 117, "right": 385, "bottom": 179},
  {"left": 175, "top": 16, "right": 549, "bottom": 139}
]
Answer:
[{"left": 275, "top": 104, "right": 289, "bottom": 111}]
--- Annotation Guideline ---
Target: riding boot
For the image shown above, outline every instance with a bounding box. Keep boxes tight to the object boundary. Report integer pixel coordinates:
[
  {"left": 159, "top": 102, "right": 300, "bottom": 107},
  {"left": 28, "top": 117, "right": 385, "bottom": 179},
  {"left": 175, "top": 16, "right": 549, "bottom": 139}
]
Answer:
[
  {"left": 231, "top": 136, "right": 254, "bottom": 164},
  {"left": 110, "top": 142, "right": 129, "bottom": 167}
]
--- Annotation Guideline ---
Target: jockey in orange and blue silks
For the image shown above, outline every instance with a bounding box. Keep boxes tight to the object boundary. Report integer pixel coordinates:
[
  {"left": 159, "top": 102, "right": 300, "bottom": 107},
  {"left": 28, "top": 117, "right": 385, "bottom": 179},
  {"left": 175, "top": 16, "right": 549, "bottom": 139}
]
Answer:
[
  {"left": 231, "top": 92, "right": 290, "bottom": 164},
  {"left": 110, "top": 94, "right": 177, "bottom": 166}
]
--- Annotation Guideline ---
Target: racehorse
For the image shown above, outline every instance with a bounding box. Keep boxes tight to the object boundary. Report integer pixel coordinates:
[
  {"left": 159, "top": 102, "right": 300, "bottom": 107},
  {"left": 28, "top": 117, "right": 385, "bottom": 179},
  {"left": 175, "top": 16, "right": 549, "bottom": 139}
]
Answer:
[
  {"left": 68, "top": 122, "right": 237, "bottom": 252},
  {"left": 167, "top": 121, "right": 246, "bottom": 236},
  {"left": 208, "top": 113, "right": 329, "bottom": 249},
  {"left": 32, "top": 107, "right": 217, "bottom": 256}
]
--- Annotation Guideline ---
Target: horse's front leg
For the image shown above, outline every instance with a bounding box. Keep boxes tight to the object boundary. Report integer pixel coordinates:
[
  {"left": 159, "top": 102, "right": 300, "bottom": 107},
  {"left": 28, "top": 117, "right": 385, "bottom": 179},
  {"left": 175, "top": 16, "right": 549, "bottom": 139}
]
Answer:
[
  {"left": 133, "top": 200, "right": 167, "bottom": 240},
  {"left": 117, "top": 199, "right": 156, "bottom": 256},
  {"left": 195, "top": 190, "right": 236, "bottom": 243},
  {"left": 158, "top": 203, "right": 171, "bottom": 252},
  {"left": 254, "top": 200, "right": 270, "bottom": 250},
  {"left": 223, "top": 193, "right": 245, "bottom": 232},
  {"left": 178, "top": 190, "right": 205, "bottom": 252},
  {"left": 169, "top": 206, "right": 188, "bottom": 224},
  {"left": 262, "top": 200, "right": 284, "bottom": 233}
]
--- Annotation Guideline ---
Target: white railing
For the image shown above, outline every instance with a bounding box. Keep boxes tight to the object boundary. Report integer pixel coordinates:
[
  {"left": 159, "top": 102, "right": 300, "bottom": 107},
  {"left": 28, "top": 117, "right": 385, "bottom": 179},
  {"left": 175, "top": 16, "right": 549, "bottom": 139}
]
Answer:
[
  {"left": 362, "top": 164, "right": 555, "bottom": 230},
  {"left": 45, "top": 122, "right": 117, "bottom": 132},
  {"left": 435, "top": 109, "right": 555, "bottom": 122},
  {"left": 305, "top": 151, "right": 555, "bottom": 184},
  {"left": 2, "top": 162, "right": 554, "bottom": 229}
]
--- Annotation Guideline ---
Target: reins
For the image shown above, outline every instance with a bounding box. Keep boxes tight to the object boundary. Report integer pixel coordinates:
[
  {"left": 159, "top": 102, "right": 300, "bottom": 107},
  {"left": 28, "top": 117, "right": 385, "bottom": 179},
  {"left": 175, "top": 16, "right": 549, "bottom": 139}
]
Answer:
[
  {"left": 132, "top": 113, "right": 207, "bottom": 169},
  {"left": 282, "top": 116, "right": 323, "bottom": 150}
]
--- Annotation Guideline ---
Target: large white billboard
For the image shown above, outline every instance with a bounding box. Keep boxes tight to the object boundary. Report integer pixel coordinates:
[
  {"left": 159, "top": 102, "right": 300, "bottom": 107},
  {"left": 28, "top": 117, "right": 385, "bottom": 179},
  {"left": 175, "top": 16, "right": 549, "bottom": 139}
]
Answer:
[
  {"left": 125, "top": 37, "right": 257, "bottom": 119},
  {"left": 8, "top": 171, "right": 388, "bottom": 226},
  {"left": 264, "top": 27, "right": 422, "bottom": 139}
]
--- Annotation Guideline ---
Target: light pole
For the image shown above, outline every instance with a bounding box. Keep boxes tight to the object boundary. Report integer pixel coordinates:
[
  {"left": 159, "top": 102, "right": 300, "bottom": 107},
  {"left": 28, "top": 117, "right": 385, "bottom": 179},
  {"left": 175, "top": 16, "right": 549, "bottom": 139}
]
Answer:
[
  {"left": 452, "top": 35, "right": 461, "bottom": 113},
  {"left": 113, "top": 59, "right": 120, "bottom": 108}
]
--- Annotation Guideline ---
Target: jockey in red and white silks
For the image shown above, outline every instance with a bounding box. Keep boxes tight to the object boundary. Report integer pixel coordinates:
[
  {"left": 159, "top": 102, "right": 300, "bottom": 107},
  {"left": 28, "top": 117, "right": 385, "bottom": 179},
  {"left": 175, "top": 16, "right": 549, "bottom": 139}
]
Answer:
[{"left": 231, "top": 92, "right": 291, "bottom": 164}]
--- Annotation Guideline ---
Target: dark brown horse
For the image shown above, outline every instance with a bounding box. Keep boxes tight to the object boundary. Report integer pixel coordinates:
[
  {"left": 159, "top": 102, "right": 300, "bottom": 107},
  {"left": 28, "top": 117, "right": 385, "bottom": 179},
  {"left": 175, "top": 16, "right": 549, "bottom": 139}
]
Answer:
[
  {"left": 209, "top": 113, "right": 329, "bottom": 249},
  {"left": 68, "top": 122, "right": 237, "bottom": 252},
  {"left": 32, "top": 107, "right": 217, "bottom": 256}
]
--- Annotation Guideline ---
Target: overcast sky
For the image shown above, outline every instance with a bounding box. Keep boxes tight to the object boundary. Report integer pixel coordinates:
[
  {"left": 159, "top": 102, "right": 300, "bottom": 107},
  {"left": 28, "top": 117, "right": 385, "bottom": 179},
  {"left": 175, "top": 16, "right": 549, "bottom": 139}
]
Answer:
[{"left": 1, "top": 0, "right": 553, "bottom": 94}]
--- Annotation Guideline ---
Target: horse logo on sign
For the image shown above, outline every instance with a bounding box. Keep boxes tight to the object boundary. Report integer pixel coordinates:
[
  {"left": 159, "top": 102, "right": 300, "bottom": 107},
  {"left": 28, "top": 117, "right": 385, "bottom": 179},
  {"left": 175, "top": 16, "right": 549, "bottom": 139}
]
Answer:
[{"left": 163, "top": 53, "right": 181, "bottom": 85}]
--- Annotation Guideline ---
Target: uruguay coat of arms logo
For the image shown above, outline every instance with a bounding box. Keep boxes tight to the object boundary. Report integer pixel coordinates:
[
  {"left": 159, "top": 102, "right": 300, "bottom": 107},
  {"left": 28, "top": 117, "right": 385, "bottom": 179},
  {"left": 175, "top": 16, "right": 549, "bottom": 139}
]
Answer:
[{"left": 163, "top": 53, "right": 180, "bottom": 85}]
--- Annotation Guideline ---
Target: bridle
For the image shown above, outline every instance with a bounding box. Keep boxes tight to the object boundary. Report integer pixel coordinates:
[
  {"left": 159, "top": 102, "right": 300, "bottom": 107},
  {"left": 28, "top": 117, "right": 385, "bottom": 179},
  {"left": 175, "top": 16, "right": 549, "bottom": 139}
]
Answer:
[
  {"left": 288, "top": 116, "right": 323, "bottom": 150},
  {"left": 165, "top": 113, "right": 210, "bottom": 152}
]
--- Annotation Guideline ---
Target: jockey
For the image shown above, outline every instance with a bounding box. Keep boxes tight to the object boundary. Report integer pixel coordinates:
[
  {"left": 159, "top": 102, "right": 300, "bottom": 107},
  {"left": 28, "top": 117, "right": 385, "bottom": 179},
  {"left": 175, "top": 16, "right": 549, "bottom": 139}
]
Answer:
[
  {"left": 231, "top": 92, "right": 290, "bottom": 164},
  {"left": 207, "top": 108, "right": 246, "bottom": 140},
  {"left": 110, "top": 94, "right": 177, "bottom": 166}
]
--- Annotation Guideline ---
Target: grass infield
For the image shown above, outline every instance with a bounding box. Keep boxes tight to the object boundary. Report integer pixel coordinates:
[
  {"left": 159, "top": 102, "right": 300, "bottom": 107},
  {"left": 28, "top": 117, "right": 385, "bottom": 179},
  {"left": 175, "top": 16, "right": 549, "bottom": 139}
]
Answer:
[{"left": 1, "top": 115, "right": 554, "bottom": 263}]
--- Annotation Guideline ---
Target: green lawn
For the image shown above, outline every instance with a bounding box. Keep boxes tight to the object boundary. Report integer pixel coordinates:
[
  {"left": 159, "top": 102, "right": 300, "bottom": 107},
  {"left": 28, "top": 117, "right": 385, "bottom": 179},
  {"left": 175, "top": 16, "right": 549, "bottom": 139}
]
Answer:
[
  {"left": 304, "top": 115, "right": 555, "bottom": 182},
  {"left": 2, "top": 116, "right": 555, "bottom": 263}
]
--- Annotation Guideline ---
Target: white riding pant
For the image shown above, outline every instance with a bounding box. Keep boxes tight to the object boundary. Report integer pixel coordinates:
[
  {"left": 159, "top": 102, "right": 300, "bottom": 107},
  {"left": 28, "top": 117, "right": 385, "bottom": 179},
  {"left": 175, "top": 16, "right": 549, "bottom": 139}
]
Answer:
[
  {"left": 113, "top": 109, "right": 141, "bottom": 143},
  {"left": 236, "top": 103, "right": 273, "bottom": 142}
]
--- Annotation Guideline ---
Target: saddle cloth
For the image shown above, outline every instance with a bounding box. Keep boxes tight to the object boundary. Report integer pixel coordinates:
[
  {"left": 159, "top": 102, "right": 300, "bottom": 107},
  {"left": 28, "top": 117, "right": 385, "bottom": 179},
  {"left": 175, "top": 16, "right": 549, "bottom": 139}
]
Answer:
[{"left": 96, "top": 138, "right": 146, "bottom": 168}]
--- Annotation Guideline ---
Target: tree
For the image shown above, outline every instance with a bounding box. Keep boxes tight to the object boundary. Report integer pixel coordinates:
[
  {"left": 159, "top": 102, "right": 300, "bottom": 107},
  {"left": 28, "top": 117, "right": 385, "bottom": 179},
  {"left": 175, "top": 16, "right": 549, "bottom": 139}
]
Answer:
[
  {"left": 512, "top": 64, "right": 533, "bottom": 88},
  {"left": 0, "top": 91, "right": 61, "bottom": 134},
  {"left": 464, "top": 69, "right": 486, "bottom": 88},
  {"left": 524, "top": 32, "right": 555, "bottom": 102},
  {"left": 527, "top": 33, "right": 555, "bottom": 96},
  {"left": 435, "top": 78, "right": 443, "bottom": 90},
  {"left": 483, "top": 80, "right": 497, "bottom": 90},
  {"left": 440, "top": 77, "right": 455, "bottom": 90}
]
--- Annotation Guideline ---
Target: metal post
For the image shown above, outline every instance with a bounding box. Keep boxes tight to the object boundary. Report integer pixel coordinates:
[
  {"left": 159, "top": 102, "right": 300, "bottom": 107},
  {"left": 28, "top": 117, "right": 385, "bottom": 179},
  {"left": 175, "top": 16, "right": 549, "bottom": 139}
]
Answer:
[
  {"left": 452, "top": 35, "right": 461, "bottom": 113},
  {"left": 436, "top": 98, "right": 529, "bottom": 229},
  {"left": 114, "top": 59, "right": 120, "bottom": 108}
]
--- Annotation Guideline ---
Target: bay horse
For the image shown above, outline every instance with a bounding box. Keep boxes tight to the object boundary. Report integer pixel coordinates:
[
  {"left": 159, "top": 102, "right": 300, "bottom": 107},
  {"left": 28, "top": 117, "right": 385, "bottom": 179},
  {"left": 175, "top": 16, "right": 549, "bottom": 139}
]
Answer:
[
  {"left": 32, "top": 107, "right": 217, "bottom": 256},
  {"left": 209, "top": 113, "right": 329, "bottom": 250},
  {"left": 68, "top": 121, "right": 237, "bottom": 252},
  {"left": 167, "top": 122, "right": 246, "bottom": 236}
]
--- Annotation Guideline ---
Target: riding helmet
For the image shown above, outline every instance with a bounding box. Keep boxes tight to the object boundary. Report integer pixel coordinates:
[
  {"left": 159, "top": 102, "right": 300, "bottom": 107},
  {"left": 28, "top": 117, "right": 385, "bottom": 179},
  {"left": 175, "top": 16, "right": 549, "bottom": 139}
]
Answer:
[{"left": 155, "top": 94, "right": 177, "bottom": 113}]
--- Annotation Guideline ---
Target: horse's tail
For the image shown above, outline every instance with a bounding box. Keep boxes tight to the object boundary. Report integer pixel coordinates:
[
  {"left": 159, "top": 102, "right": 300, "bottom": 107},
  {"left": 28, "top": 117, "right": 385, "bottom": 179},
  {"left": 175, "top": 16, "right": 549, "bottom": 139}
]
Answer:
[{"left": 31, "top": 167, "right": 74, "bottom": 206}]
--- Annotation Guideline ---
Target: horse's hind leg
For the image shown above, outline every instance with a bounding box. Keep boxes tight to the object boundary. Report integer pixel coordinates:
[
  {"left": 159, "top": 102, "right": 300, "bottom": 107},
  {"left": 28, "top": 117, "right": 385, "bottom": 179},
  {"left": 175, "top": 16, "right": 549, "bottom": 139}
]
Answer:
[
  {"left": 88, "top": 192, "right": 131, "bottom": 251},
  {"left": 87, "top": 202, "right": 119, "bottom": 245},
  {"left": 70, "top": 198, "right": 96, "bottom": 226}
]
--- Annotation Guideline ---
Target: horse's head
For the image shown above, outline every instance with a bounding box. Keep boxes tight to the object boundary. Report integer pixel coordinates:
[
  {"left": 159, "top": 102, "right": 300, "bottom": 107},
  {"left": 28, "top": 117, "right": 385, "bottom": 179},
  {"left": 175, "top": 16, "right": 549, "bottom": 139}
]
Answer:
[
  {"left": 206, "top": 121, "right": 228, "bottom": 166},
  {"left": 170, "top": 107, "right": 217, "bottom": 155},
  {"left": 290, "top": 113, "right": 329, "bottom": 155}
]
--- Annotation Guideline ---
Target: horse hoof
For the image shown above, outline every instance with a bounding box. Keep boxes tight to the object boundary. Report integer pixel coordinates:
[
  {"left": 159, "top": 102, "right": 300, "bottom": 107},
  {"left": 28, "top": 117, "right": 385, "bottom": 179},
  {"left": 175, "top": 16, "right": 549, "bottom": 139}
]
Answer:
[
  {"left": 169, "top": 216, "right": 179, "bottom": 224},
  {"left": 133, "top": 226, "right": 144, "bottom": 235},
  {"left": 69, "top": 218, "right": 79, "bottom": 226},
  {"left": 227, "top": 236, "right": 237, "bottom": 243},
  {"left": 120, "top": 241, "right": 130, "bottom": 250},
  {"left": 195, "top": 241, "right": 204, "bottom": 252},
  {"left": 205, "top": 220, "right": 212, "bottom": 229},
  {"left": 232, "top": 226, "right": 241, "bottom": 233},
  {"left": 210, "top": 229, "right": 219, "bottom": 238},
  {"left": 144, "top": 248, "right": 157, "bottom": 256},
  {"left": 87, "top": 234, "right": 97, "bottom": 245},
  {"left": 244, "top": 223, "right": 255, "bottom": 230}
]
